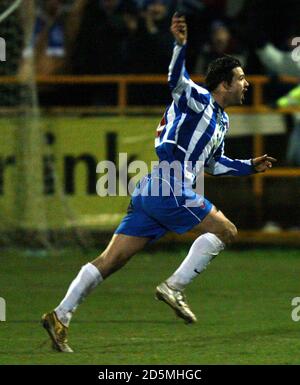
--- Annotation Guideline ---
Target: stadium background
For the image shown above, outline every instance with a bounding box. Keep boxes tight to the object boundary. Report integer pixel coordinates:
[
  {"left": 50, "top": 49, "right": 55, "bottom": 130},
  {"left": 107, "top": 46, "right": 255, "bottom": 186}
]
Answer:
[{"left": 0, "top": 0, "right": 300, "bottom": 365}]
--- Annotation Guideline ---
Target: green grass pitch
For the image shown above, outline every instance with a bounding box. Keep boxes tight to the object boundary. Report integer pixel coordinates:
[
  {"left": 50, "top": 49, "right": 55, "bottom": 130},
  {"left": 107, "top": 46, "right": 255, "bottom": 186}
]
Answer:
[{"left": 1, "top": 246, "right": 300, "bottom": 364}]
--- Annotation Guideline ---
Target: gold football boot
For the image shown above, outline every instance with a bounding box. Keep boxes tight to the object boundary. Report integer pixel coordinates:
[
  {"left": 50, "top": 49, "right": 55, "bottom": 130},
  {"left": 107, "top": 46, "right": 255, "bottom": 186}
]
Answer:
[{"left": 41, "top": 311, "right": 73, "bottom": 353}]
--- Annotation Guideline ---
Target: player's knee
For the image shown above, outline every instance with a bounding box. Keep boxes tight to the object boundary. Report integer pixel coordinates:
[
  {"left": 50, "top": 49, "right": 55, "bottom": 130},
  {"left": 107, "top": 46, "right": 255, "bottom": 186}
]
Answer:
[{"left": 219, "top": 222, "right": 238, "bottom": 245}]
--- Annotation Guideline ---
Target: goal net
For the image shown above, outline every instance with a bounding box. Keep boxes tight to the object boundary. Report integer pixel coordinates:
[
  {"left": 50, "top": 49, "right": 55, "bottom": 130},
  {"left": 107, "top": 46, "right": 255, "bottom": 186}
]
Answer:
[{"left": 0, "top": 0, "right": 88, "bottom": 250}]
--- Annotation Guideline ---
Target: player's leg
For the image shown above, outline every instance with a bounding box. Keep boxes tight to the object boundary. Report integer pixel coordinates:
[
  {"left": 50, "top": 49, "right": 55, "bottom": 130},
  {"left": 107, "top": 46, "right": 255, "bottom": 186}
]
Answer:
[
  {"left": 156, "top": 205, "right": 237, "bottom": 323},
  {"left": 42, "top": 233, "right": 149, "bottom": 352},
  {"left": 91, "top": 233, "right": 150, "bottom": 278},
  {"left": 55, "top": 233, "right": 149, "bottom": 322},
  {"left": 166, "top": 205, "right": 236, "bottom": 289}
]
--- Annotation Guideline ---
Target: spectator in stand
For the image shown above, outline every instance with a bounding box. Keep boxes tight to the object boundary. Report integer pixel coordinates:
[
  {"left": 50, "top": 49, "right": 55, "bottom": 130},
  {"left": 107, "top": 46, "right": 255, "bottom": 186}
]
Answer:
[
  {"left": 236, "top": 0, "right": 300, "bottom": 74},
  {"left": 70, "top": 0, "right": 139, "bottom": 105},
  {"left": 19, "top": 0, "right": 69, "bottom": 77},
  {"left": 256, "top": 34, "right": 300, "bottom": 78},
  {"left": 71, "top": 0, "right": 138, "bottom": 75},
  {"left": 125, "top": 0, "right": 175, "bottom": 105},
  {"left": 19, "top": 0, "right": 73, "bottom": 105},
  {"left": 277, "top": 85, "right": 300, "bottom": 166},
  {"left": 127, "top": 0, "right": 174, "bottom": 74},
  {"left": 194, "top": 21, "right": 246, "bottom": 75},
  {"left": 254, "top": 30, "right": 300, "bottom": 166}
]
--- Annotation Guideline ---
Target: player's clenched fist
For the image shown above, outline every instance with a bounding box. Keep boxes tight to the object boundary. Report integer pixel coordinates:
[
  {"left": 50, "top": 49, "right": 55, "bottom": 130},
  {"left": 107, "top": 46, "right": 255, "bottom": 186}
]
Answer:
[
  {"left": 252, "top": 154, "right": 277, "bottom": 173},
  {"left": 170, "top": 13, "right": 187, "bottom": 46}
]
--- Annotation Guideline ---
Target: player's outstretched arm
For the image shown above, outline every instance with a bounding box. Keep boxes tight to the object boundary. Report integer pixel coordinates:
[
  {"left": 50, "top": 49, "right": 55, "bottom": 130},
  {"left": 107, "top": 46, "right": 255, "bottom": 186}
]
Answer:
[
  {"left": 206, "top": 141, "right": 277, "bottom": 176},
  {"left": 168, "top": 13, "right": 210, "bottom": 111},
  {"left": 168, "top": 13, "right": 189, "bottom": 92},
  {"left": 251, "top": 154, "right": 277, "bottom": 173}
]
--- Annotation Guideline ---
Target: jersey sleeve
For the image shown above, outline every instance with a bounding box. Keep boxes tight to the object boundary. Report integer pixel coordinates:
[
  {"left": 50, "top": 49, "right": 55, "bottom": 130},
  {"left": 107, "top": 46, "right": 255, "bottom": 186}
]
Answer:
[
  {"left": 168, "top": 43, "right": 210, "bottom": 113},
  {"left": 205, "top": 140, "right": 255, "bottom": 176}
]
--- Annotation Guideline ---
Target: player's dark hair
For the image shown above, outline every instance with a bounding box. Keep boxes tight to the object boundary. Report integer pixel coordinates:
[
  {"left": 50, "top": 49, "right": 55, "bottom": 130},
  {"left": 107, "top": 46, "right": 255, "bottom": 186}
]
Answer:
[{"left": 205, "top": 56, "right": 242, "bottom": 92}]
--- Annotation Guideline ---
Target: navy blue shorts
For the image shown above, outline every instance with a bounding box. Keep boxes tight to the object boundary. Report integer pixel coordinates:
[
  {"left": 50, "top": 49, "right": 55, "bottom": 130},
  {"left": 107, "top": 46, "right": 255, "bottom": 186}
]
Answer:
[{"left": 115, "top": 171, "right": 213, "bottom": 241}]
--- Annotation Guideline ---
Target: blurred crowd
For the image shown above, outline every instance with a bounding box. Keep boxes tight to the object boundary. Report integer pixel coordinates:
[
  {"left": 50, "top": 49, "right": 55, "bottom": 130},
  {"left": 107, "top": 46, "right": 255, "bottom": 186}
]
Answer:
[
  {"left": 16, "top": 0, "right": 300, "bottom": 145},
  {"left": 19, "top": 0, "right": 300, "bottom": 76}
]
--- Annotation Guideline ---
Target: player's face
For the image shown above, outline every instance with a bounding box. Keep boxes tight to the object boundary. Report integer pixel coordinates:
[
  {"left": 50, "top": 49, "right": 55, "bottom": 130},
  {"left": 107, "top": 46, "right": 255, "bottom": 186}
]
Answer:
[{"left": 227, "top": 67, "right": 249, "bottom": 105}]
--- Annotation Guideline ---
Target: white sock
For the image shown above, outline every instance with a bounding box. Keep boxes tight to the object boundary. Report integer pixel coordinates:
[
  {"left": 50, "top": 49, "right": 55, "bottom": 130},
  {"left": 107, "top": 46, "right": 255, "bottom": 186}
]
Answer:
[
  {"left": 167, "top": 233, "right": 225, "bottom": 290},
  {"left": 55, "top": 263, "right": 103, "bottom": 326}
]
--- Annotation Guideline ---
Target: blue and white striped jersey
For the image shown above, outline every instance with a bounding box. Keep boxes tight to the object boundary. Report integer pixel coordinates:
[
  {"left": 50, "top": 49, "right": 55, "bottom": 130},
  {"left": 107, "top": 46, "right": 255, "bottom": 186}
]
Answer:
[{"left": 155, "top": 43, "right": 254, "bottom": 179}]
